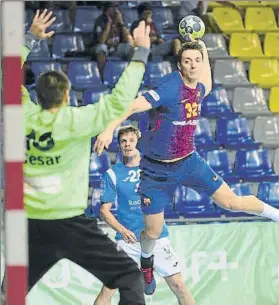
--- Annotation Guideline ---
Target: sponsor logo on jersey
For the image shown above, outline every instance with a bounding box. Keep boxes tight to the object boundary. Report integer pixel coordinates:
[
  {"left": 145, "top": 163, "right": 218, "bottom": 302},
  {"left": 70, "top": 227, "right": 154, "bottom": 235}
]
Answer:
[{"left": 213, "top": 176, "right": 218, "bottom": 182}]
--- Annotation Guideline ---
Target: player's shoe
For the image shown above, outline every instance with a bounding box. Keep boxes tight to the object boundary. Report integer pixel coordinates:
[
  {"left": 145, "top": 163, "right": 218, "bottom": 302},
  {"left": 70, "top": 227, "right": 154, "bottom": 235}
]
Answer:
[{"left": 140, "top": 255, "right": 156, "bottom": 295}]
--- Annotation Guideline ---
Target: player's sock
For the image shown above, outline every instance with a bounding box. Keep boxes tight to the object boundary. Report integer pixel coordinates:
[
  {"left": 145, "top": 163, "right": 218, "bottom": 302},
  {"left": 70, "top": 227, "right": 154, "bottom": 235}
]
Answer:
[
  {"left": 260, "top": 203, "right": 279, "bottom": 222},
  {"left": 140, "top": 230, "right": 156, "bottom": 259}
]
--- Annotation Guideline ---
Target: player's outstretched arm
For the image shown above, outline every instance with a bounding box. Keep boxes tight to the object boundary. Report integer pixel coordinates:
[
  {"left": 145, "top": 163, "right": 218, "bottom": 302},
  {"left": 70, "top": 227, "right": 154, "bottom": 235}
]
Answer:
[
  {"left": 22, "top": 10, "right": 56, "bottom": 110},
  {"left": 198, "top": 40, "right": 212, "bottom": 96},
  {"left": 94, "top": 95, "right": 152, "bottom": 155}
]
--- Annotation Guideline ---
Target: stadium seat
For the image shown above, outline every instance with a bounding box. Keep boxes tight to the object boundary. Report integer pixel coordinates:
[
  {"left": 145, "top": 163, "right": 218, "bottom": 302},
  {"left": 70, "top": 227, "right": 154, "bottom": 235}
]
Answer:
[
  {"left": 245, "top": 7, "right": 278, "bottom": 32},
  {"left": 120, "top": 8, "right": 138, "bottom": 28},
  {"left": 211, "top": 7, "right": 245, "bottom": 33},
  {"left": 232, "top": 87, "right": 271, "bottom": 117},
  {"left": 194, "top": 117, "right": 219, "bottom": 150},
  {"left": 258, "top": 182, "right": 279, "bottom": 207},
  {"left": 264, "top": 33, "right": 279, "bottom": 58},
  {"left": 31, "top": 62, "right": 62, "bottom": 79},
  {"left": 27, "top": 40, "right": 50, "bottom": 60},
  {"left": 269, "top": 87, "right": 279, "bottom": 114},
  {"left": 213, "top": 59, "right": 250, "bottom": 87},
  {"left": 201, "top": 86, "right": 234, "bottom": 118},
  {"left": 253, "top": 116, "right": 279, "bottom": 149},
  {"left": 229, "top": 33, "right": 264, "bottom": 61},
  {"left": 216, "top": 117, "right": 259, "bottom": 149},
  {"left": 181, "top": 188, "right": 221, "bottom": 218},
  {"left": 274, "top": 148, "right": 279, "bottom": 175},
  {"left": 52, "top": 34, "right": 86, "bottom": 59},
  {"left": 89, "top": 152, "right": 111, "bottom": 187},
  {"left": 202, "top": 34, "right": 230, "bottom": 59},
  {"left": 152, "top": 7, "right": 175, "bottom": 29},
  {"left": 144, "top": 61, "right": 172, "bottom": 88},
  {"left": 48, "top": 10, "right": 72, "bottom": 33},
  {"left": 103, "top": 61, "right": 128, "bottom": 88},
  {"left": 70, "top": 91, "right": 78, "bottom": 107},
  {"left": 249, "top": 59, "right": 279, "bottom": 88},
  {"left": 82, "top": 88, "right": 110, "bottom": 106},
  {"left": 68, "top": 61, "right": 103, "bottom": 90},
  {"left": 25, "top": 10, "right": 34, "bottom": 32},
  {"left": 29, "top": 90, "right": 38, "bottom": 104},
  {"left": 161, "top": 33, "right": 179, "bottom": 41},
  {"left": 235, "top": 149, "right": 277, "bottom": 182},
  {"left": 200, "top": 149, "right": 239, "bottom": 183},
  {"left": 74, "top": 7, "right": 101, "bottom": 32}
]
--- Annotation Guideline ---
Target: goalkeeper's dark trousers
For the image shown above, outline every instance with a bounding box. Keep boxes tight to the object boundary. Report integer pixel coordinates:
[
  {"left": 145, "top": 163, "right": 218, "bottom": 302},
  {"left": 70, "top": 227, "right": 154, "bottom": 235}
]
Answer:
[{"left": 28, "top": 215, "right": 145, "bottom": 305}]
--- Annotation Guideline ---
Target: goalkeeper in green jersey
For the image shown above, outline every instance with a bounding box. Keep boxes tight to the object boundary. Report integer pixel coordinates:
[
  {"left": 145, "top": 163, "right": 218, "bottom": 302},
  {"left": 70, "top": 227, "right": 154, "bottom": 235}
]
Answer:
[{"left": 24, "top": 10, "right": 150, "bottom": 305}]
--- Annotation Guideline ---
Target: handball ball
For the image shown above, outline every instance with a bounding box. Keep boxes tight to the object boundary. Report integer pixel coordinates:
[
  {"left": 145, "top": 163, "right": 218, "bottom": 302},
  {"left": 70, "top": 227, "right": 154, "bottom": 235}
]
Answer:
[{"left": 178, "top": 15, "right": 205, "bottom": 40}]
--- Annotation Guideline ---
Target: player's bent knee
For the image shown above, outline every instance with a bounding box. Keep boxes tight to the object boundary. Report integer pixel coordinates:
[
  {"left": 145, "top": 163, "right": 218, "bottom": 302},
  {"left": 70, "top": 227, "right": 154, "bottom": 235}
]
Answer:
[{"left": 146, "top": 227, "right": 162, "bottom": 240}]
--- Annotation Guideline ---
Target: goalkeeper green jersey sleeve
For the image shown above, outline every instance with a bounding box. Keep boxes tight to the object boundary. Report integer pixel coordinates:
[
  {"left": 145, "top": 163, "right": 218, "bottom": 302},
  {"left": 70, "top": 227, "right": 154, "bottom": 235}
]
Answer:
[{"left": 22, "top": 43, "right": 147, "bottom": 220}]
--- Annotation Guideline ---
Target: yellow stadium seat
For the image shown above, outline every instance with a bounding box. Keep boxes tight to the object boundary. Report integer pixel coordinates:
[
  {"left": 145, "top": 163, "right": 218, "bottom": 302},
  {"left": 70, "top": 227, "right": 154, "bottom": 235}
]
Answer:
[
  {"left": 245, "top": 7, "right": 278, "bottom": 32},
  {"left": 264, "top": 33, "right": 279, "bottom": 58},
  {"left": 231, "top": 1, "right": 265, "bottom": 7},
  {"left": 229, "top": 33, "right": 264, "bottom": 61},
  {"left": 250, "top": 59, "right": 279, "bottom": 88},
  {"left": 212, "top": 7, "right": 246, "bottom": 33},
  {"left": 269, "top": 87, "right": 279, "bottom": 113}
]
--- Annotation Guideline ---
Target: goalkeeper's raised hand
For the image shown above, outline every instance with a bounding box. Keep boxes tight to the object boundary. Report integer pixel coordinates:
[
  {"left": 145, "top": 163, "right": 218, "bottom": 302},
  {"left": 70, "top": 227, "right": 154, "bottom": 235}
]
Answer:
[{"left": 29, "top": 9, "right": 56, "bottom": 40}]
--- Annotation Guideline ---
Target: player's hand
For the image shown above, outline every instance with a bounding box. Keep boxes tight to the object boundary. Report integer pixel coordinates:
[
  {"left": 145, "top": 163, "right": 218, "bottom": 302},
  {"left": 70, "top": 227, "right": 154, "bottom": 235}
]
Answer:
[
  {"left": 93, "top": 129, "right": 114, "bottom": 156},
  {"left": 120, "top": 228, "right": 137, "bottom": 244},
  {"left": 132, "top": 21, "right": 151, "bottom": 49},
  {"left": 29, "top": 9, "right": 56, "bottom": 40}
]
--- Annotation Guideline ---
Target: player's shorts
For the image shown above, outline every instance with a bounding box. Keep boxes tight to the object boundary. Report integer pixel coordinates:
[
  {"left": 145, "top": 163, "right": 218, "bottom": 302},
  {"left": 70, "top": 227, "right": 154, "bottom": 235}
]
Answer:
[
  {"left": 117, "top": 237, "right": 182, "bottom": 277},
  {"left": 139, "top": 151, "right": 223, "bottom": 215}
]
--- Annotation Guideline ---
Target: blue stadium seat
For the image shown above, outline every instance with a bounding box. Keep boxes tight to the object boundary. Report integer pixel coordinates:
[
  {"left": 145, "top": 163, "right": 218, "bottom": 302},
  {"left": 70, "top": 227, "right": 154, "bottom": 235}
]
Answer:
[
  {"left": 25, "top": 10, "right": 34, "bottom": 32},
  {"left": 235, "top": 149, "right": 278, "bottom": 182},
  {"left": 89, "top": 152, "right": 111, "bottom": 187},
  {"left": 68, "top": 61, "right": 103, "bottom": 90},
  {"left": 31, "top": 62, "right": 62, "bottom": 79},
  {"left": 152, "top": 7, "right": 175, "bottom": 29},
  {"left": 161, "top": 33, "right": 179, "bottom": 41},
  {"left": 200, "top": 149, "right": 240, "bottom": 183},
  {"left": 195, "top": 117, "right": 219, "bottom": 150},
  {"left": 49, "top": 10, "right": 72, "bottom": 33},
  {"left": 258, "top": 182, "right": 279, "bottom": 207},
  {"left": 216, "top": 117, "right": 260, "bottom": 149},
  {"left": 52, "top": 34, "right": 86, "bottom": 59},
  {"left": 120, "top": 8, "right": 138, "bottom": 28},
  {"left": 74, "top": 7, "right": 101, "bottom": 32},
  {"left": 201, "top": 86, "right": 234, "bottom": 118},
  {"left": 27, "top": 40, "right": 50, "bottom": 61},
  {"left": 70, "top": 91, "right": 78, "bottom": 107},
  {"left": 174, "top": 186, "right": 221, "bottom": 218},
  {"left": 29, "top": 90, "right": 38, "bottom": 104},
  {"left": 144, "top": 61, "right": 172, "bottom": 88},
  {"left": 103, "top": 61, "right": 128, "bottom": 88},
  {"left": 82, "top": 88, "right": 110, "bottom": 106}
]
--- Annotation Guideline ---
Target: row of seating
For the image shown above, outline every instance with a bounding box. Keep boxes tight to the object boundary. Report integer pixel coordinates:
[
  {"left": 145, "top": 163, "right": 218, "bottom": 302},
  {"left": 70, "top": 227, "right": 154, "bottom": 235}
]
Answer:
[
  {"left": 29, "top": 82, "right": 279, "bottom": 117},
  {"left": 87, "top": 181, "right": 279, "bottom": 219},
  {"left": 212, "top": 7, "right": 279, "bottom": 33},
  {"left": 28, "top": 54, "right": 279, "bottom": 90},
  {"left": 208, "top": 1, "right": 279, "bottom": 8},
  {"left": 25, "top": 6, "right": 175, "bottom": 34},
  {"left": 25, "top": 6, "right": 279, "bottom": 34},
  {"left": 88, "top": 148, "right": 279, "bottom": 189}
]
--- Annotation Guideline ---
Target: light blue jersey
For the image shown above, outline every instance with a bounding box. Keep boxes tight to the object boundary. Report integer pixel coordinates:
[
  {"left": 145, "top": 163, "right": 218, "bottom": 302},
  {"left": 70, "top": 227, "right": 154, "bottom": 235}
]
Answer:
[{"left": 100, "top": 162, "right": 169, "bottom": 241}]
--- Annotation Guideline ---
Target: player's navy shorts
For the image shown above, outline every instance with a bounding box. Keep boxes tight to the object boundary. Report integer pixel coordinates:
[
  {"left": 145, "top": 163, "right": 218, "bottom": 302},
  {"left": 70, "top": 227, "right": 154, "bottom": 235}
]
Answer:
[{"left": 139, "top": 151, "right": 223, "bottom": 215}]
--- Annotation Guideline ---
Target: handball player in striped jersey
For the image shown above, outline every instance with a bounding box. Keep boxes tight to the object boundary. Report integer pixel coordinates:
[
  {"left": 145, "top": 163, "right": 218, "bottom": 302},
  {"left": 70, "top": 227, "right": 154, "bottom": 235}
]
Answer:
[{"left": 94, "top": 36, "right": 279, "bottom": 294}]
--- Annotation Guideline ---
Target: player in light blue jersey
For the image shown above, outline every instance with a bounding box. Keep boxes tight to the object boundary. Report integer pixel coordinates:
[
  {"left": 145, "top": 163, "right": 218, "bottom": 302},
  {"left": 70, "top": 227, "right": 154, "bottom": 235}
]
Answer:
[{"left": 94, "top": 125, "right": 195, "bottom": 305}]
